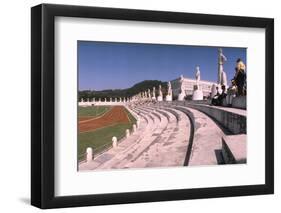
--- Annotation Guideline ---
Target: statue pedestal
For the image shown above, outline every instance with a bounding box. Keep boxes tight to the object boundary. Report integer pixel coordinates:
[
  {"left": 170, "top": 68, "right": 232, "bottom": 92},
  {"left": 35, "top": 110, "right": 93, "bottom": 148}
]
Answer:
[
  {"left": 192, "top": 89, "right": 203, "bottom": 100},
  {"left": 178, "top": 92, "right": 185, "bottom": 101},
  {"left": 152, "top": 96, "right": 156, "bottom": 101},
  {"left": 165, "top": 95, "right": 172, "bottom": 101},
  {"left": 157, "top": 96, "right": 163, "bottom": 101}
]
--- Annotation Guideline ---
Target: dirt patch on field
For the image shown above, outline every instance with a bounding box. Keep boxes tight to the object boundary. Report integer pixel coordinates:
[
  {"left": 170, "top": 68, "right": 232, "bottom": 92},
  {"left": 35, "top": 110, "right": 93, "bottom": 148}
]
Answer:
[{"left": 79, "top": 106, "right": 130, "bottom": 133}]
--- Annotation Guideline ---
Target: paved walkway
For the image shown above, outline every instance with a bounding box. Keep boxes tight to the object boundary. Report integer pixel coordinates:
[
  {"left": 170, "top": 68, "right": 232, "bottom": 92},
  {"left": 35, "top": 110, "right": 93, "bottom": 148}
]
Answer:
[{"left": 172, "top": 106, "right": 225, "bottom": 165}]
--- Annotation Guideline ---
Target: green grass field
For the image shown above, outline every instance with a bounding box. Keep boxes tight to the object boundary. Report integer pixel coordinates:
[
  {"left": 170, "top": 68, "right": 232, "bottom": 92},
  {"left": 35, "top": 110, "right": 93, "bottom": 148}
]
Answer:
[
  {"left": 78, "top": 106, "right": 136, "bottom": 161},
  {"left": 78, "top": 106, "right": 110, "bottom": 117}
]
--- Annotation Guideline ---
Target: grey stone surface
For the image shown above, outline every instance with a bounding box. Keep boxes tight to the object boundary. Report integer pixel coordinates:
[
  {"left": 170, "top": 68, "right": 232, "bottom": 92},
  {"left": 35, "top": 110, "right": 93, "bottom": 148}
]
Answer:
[
  {"left": 232, "top": 96, "right": 246, "bottom": 109},
  {"left": 222, "top": 134, "right": 247, "bottom": 164},
  {"left": 182, "top": 103, "right": 246, "bottom": 134},
  {"left": 171, "top": 105, "right": 225, "bottom": 166}
]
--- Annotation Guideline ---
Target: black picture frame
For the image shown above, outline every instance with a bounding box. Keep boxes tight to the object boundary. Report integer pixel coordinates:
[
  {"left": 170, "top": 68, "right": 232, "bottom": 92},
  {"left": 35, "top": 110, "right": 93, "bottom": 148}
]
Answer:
[{"left": 31, "top": 3, "right": 274, "bottom": 209}]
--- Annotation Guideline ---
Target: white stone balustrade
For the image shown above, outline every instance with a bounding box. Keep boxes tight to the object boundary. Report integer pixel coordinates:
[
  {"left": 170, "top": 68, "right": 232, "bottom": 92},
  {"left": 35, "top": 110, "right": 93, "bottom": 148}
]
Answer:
[
  {"left": 86, "top": 147, "right": 93, "bottom": 163},
  {"left": 112, "top": 136, "right": 118, "bottom": 148},
  {"left": 126, "top": 129, "right": 130, "bottom": 138},
  {"left": 133, "top": 124, "right": 137, "bottom": 133}
]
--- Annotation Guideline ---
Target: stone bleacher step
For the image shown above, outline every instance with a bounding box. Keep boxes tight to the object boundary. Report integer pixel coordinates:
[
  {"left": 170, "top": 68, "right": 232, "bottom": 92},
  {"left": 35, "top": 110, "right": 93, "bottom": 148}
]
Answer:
[{"left": 221, "top": 134, "right": 246, "bottom": 164}]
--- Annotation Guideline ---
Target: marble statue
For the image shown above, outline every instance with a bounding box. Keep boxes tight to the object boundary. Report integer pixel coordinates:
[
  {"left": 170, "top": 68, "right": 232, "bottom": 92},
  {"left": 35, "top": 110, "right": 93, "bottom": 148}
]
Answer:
[
  {"left": 148, "top": 89, "right": 151, "bottom": 99},
  {"left": 166, "top": 81, "right": 172, "bottom": 101},
  {"left": 192, "top": 66, "right": 203, "bottom": 100},
  {"left": 178, "top": 75, "right": 186, "bottom": 101},
  {"left": 152, "top": 87, "right": 156, "bottom": 100},
  {"left": 221, "top": 70, "right": 228, "bottom": 87},
  {"left": 218, "top": 48, "right": 227, "bottom": 85},
  {"left": 195, "top": 66, "right": 201, "bottom": 85},
  {"left": 168, "top": 81, "right": 172, "bottom": 95},
  {"left": 157, "top": 84, "right": 163, "bottom": 101}
]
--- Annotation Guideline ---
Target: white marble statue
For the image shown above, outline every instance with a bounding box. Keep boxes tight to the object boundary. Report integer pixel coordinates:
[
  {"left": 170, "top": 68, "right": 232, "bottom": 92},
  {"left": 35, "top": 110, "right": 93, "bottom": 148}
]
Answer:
[
  {"left": 218, "top": 48, "right": 227, "bottom": 85},
  {"left": 192, "top": 66, "right": 203, "bottom": 100},
  {"left": 166, "top": 81, "right": 172, "bottom": 101},
  {"left": 157, "top": 85, "right": 163, "bottom": 101},
  {"left": 152, "top": 87, "right": 156, "bottom": 100},
  {"left": 195, "top": 66, "right": 201, "bottom": 85},
  {"left": 159, "top": 85, "right": 162, "bottom": 95},
  {"left": 168, "top": 81, "right": 172, "bottom": 95},
  {"left": 148, "top": 89, "right": 151, "bottom": 99},
  {"left": 221, "top": 70, "right": 228, "bottom": 88},
  {"left": 178, "top": 79, "right": 186, "bottom": 101}
]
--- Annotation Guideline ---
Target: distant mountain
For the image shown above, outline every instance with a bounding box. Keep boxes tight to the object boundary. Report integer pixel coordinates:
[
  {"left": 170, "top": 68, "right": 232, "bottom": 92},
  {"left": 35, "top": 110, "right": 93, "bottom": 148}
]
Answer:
[{"left": 78, "top": 80, "right": 168, "bottom": 100}]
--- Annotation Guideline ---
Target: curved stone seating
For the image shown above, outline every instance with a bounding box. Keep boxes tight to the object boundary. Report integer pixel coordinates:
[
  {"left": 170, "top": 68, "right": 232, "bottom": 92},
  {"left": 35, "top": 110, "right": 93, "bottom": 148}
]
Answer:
[
  {"left": 134, "top": 106, "right": 167, "bottom": 135},
  {"left": 144, "top": 106, "right": 175, "bottom": 123},
  {"left": 130, "top": 108, "right": 149, "bottom": 124},
  {"left": 94, "top": 107, "right": 168, "bottom": 169},
  {"left": 132, "top": 108, "right": 155, "bottom": 122},
  {"left": 142, "top": 106, "right": 172, "bottom": 123},
  {"left": 126, "top": 106, "right": 140, "bottom": 121},
  {"left": 140, "top": 107, "right": 162, "bottom": 122},
  {"left": 159, "top": 107, "right": 182, "bottom": 123},
  {"left": 170, "top": 105, "right": 226, "bottom": 166},
  {"left": 125, "top": 106, "right": 191, "bottom": 168}
]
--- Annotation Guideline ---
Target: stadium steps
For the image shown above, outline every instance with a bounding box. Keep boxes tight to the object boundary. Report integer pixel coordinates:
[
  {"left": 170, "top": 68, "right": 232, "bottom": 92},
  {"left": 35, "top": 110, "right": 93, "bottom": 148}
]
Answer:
[
  {"left": 169, "top": 105, "right": 226, "bottom": 166},
  {"left": 125, "top": 106, "right": 191, "bottom": 168},
  {"left": 95, "top": 107, "right": 169, "bottom": 169}
]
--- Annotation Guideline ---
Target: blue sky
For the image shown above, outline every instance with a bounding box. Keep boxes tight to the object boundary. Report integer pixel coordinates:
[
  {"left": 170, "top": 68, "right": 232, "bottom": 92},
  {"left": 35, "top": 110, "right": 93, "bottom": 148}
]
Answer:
[{"left": 78, "top": 41, "right": 246, "bottom": 91}]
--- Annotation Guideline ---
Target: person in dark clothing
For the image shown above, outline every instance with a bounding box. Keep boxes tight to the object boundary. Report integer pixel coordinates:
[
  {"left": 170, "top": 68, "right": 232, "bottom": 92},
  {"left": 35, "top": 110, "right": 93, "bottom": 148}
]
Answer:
[
  {"left": 211, "top": 85, "right": 227, "bottom": 106},
  {"left": 232, "top": 58, "right": 246, "bottom": 96},
  {"left": 217, "top": 85, "right": 227, "bottom": 105},
  {"left": 211, "top": 87, "right": 220, "bottom": 105}
]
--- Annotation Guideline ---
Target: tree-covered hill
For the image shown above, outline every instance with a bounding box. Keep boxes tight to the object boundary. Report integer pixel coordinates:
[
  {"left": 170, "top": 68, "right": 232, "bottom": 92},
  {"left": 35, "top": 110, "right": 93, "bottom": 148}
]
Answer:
[{"left": 79, "top": 80, "right": 168, "bottom": 101}]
